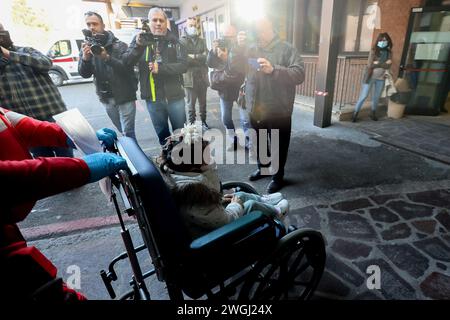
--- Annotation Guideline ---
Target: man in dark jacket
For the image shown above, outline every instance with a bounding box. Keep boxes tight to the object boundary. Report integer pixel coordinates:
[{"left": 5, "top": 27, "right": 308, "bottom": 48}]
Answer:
[
  {"left": 79, "top": 12, "right": 138, "bottom": 140},
  {"left": 123, "top": 8, "right": 188, "bottom": 147},
  {"left": 233, "top": 17, "right": 305, "bottom": 193},
  {"left": 180, "top": 17, "right": 209, "bottom": 129}
]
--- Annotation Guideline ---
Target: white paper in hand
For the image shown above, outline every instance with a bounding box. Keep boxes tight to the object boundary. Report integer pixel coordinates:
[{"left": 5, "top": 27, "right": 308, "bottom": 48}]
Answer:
[
  {"left": 53, "top": 108, "right": 102, "bottom": 155},
  {"left": 53, "top": 109, "right": 112, "bottom": 199}
]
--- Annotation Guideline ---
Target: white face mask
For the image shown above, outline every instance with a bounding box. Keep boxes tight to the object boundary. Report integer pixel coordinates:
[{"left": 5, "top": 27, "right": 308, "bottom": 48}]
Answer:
[{"left": 186, "top": 26, "right": 198, "bottom": 36}]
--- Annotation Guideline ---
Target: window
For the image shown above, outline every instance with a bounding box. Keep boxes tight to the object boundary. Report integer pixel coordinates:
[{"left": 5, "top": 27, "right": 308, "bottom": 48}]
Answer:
[
  {"left": 342, "top": 0, "right": 378, "bottom": 53},
  {"left": 49, "top": 40, "right": 72, "bottom": 58},
  {"left": 302, "top": 0, "right": 322, "bottom": 54}
]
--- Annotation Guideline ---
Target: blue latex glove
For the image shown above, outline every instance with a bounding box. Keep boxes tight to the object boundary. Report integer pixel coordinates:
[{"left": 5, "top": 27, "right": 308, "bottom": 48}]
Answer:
[
  {"left": 83, "top": 153, "right": 128, "bottom": 183},
  {"left": 96, "top": 128, "right": 118, "bottom": 150}
]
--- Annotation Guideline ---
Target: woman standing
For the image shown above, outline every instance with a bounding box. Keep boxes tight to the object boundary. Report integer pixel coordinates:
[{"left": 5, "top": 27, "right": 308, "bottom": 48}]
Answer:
[{"left": 352, "top": 33, "right": 393, "bottom": 122}]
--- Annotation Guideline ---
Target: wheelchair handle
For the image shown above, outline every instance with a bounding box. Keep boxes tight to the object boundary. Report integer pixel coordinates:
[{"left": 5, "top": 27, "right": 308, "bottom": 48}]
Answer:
[{"left": 100, "top": 270, "right": 117, "bottom": 299}]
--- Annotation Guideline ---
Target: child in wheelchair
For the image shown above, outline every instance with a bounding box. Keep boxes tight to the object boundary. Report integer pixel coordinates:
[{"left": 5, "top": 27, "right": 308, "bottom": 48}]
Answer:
[{"left": 158, "top": 124, "right": 290, "bottom": 238}]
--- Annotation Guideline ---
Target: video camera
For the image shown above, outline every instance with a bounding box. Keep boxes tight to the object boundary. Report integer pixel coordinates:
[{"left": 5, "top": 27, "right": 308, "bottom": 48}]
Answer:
[
  {"left": 216, "top": 37, "right": 232, "bottom": 51},
  {"left": 82, "top": 29, "right": 107, "bottom": 55}
]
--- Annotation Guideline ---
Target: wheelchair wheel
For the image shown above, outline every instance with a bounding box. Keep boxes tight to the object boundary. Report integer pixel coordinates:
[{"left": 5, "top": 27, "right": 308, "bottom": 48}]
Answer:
[
  {"left": 238, "top": 229, "right": 326, "bottom": 301},
  {"left": 222, "top": 181, "right": 259, "bottom": 195}
]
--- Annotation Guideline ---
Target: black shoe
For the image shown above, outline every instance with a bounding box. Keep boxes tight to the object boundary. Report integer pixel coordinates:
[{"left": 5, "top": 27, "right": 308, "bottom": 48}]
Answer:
[
  {"left": 267, "top": 179, "right": 284, "bottom": 194},
  {"left": 370, "top": 111, "right": 378, "bottom": 121},
  {"left": 248, "top": 169, "right": 264, "bottom": 181},
  {"left": 352, "top": 112, "right": 359, "bottom": 123}
]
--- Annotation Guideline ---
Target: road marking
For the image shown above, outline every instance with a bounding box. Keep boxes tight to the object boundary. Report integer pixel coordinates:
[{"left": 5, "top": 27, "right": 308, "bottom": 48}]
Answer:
[{"left": 22, "top": 215, "right": 135, "bottom": 241}]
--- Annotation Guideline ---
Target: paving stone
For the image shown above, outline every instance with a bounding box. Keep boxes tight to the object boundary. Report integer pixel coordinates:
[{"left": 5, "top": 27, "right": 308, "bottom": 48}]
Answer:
[
  {"left": 369, "top": 194, "right": 400, "bottom": 205},
  {"left": 331, "top": 198, "right": 373, "bottom": 212},
  {"left": 414, "top": 238, "right": 450, "bottom": 262},
  {"left": 436, "top": 210, "right": 450, "bottom": 232},
  {"left": 412, "top": 220, "right": 437, "bottom": 235},
  {"left": 417, "top": 233, "right": 428, "bottom": 239},
  {"left": 290, "top": 206, "right": 321, "bottom": 230},
  {"left": 369, "top": 207, "right": 400, "bottom": 223},
  {"left": 442, "top": 235, "right": 450, "bottom": 246},
  {"left": 355, "top": 259, "right": 417, "bottom": 300},
  {"left": 317, "top": 205, "right": 328, "bottom": 209},
  {"left": 436, "top": 263, "right": 447, "bottom": 271},
  {"left": 326, "top": 254, "right": 365, "bottom": 287},
  {"left": 381, "top": 223, "right": 412, "bottom": 241},
  {"left": 420, "top": 273, "right": 450, "bottom": 300},
  {"left": 316, "top": 271, "right": 351, "bottom": 298},
  {"left": 331, "top": 239, "right": 373, "bottom": 260},
  {"left": 328, "top": 212, "right": 378, "bottom": 241},
  {"left": 407, "top": 190, "right": 450, "bottom": 208},
  {"left": 378, "top": 244, "right": 429, "bottom": 278},
  {"left": 386, "top": 201, "right": 434, "bottom": 220}
]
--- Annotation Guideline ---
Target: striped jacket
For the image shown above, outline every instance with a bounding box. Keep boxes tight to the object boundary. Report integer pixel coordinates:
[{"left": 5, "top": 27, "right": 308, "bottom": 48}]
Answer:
[{"left": 0, "top": 46, "right": 67, "bottom": 121}]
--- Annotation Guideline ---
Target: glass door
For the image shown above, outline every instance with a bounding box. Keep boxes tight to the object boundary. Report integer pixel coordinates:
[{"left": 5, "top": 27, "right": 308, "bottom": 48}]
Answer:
[{"left": 400, "top": 7, "right": 450, "bottom": 116}]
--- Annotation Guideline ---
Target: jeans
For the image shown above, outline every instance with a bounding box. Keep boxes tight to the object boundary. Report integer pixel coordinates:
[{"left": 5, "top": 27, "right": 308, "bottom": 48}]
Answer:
[
  {"left": 103, "top": 98, "right": 137, "bottom": 140},
  {"left": 220, "top": 99, "right": 252, "bottom": 145},
  {"left": 146, "top": 99, "right": 187, "bottom": 146},
  {"left": 234, "top": 192, "right": 278, "bottom": 217},
  {"left": 354, "top": 79, "right": 386, "bottom": 114},
  {"left": 186, "top": 86, "right": 207, "bottom": 123}
]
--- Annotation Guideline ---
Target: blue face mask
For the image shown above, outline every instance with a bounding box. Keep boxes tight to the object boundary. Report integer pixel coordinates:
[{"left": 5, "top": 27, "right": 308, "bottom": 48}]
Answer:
[{"left": 378, "top": 41, "right": 388, "bottom": 49}]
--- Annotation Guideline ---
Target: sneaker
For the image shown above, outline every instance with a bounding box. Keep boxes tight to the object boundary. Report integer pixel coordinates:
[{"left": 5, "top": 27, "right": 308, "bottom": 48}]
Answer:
[
  {"left": 275, "top": 199, "right": 289, "bottom": 219},
  {"left": 261, "top": 193, "right": 284, "bottom": 205}
]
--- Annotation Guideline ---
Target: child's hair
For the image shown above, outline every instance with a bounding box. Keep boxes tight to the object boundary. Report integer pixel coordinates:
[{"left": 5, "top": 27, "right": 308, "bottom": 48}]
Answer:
[
  {"left": 160, "top": 125, "right": 210, "bottom": 173},
  {"left": 170, "top": 182, "right": 222, "bottom": 208}
]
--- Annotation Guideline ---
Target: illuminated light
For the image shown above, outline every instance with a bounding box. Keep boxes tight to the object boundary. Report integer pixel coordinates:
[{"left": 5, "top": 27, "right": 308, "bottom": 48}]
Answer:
[{"left": 237, "top": 0, "right": 265, "bottom": 21}]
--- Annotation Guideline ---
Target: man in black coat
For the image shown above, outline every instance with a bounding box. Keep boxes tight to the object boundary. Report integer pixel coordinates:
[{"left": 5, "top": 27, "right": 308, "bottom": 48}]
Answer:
[
  {"left": 122, "top": 8, "right": 188, "bottom": 147},
  {"left": 180, "top": 17, "right": 210, "bottom": 129},
  {"left": 79, "top": 11, "right": 138, "bottom": 140},
  {"left": 233, "top": 17, "right": 305, "bottom": 193}
]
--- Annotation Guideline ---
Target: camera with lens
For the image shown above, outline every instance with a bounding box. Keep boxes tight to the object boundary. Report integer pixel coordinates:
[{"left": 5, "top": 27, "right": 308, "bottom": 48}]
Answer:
[
  {"left": 82, "top": 29, "right": 107, "bottom": 55},
  {"left": 139, "top": 20, "right": 163, "bottom": 64},
  {"left": 216, "top": 37, "right": 232, "bottom": 51}
]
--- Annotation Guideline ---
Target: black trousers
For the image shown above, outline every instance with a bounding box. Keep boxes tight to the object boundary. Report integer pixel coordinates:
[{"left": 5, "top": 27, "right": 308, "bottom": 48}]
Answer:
[
  {"left": 186, "top": 85, "right": 208, "bottom": 123},
  {"left": 250, "top": 115, "right": 292, "bottom": 181}
]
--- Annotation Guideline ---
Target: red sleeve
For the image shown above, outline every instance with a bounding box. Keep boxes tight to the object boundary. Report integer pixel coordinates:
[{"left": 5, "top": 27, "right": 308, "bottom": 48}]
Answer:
[
  {"left": 0, "top": 157, "right": 90, "bottom": 209},
  {"left": 6, "top": 111, "right": 69, "bottom": 149}
]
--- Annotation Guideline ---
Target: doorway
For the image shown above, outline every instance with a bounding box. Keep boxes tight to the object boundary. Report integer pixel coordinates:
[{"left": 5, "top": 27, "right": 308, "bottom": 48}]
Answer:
[{"left": 400, "top": 6, "right": 450, "bottom": 116}]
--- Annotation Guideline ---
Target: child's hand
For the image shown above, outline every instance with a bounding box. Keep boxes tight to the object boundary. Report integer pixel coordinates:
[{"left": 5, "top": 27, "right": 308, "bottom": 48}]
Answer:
[
  {"left": 231, "top": 196, "right": 244, "bottom": 208},
  {"left": 222, "top": 195, "right": 232, "bottom": 204}
]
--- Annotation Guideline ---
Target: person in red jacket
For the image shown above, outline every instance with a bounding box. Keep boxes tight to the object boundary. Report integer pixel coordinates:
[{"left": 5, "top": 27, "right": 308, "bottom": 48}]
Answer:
[{"left": 0, "top": 107, "right": 127, "bottom": 301}]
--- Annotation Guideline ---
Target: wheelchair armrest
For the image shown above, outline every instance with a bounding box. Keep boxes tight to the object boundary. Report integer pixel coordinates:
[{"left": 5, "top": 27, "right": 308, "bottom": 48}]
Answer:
[{"left": 190, "top": 212, "right": 271, "bottom": 252}]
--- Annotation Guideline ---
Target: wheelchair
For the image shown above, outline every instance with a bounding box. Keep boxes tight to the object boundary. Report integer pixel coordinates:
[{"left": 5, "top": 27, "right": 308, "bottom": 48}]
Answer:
[{"left": 100, "top": 137, "right": 326, "bottom": 301}]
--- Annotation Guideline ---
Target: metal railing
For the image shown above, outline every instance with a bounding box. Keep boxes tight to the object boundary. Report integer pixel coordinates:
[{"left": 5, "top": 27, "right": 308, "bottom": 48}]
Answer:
[{"left": 296, "top": 55, "right": 369, "bottom": 110}]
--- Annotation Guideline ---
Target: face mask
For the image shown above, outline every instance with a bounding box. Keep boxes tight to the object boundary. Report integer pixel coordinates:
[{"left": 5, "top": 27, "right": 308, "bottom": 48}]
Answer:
[
  {"left": 0, "top": 30, "right": 13, "bottom": 49},
  {"left": 186, "top": 27, "right": 198, "bottom": 36},
  {"left": 377, "top": 41, "right": 388, "bottom": 49}
]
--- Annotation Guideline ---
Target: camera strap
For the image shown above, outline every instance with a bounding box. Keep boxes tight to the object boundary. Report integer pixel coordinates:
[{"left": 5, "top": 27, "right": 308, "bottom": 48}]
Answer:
[{"left": 145, "top": 46, "right": 157, "bottom": 102}]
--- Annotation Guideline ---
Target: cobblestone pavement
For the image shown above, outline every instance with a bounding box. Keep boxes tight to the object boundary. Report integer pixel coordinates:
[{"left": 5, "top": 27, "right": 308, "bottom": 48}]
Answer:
[
  {"left": 346, "top": 117, "right": 450, "bottom": 165},
  {"left": 292, "top": 189, "right": 450, "bottom": 300}
]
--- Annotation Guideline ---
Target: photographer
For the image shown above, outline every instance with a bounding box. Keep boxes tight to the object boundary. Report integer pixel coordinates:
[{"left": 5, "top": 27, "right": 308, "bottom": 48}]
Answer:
[
  {"left": 78, "top": 12, "right": 138, "bottom": 141},
  {"left": 122, "top": 7, "right": 188, "bottom": 149},
  {"left": 0, "top": 22, "right": 73, "bottom": 159},
  {"left": 232, "top": 17, "right": 305, "bottom": 194},
  {"left": 207, "top": 26, "right": 250, "bottom": 152},
  {"left": 180, "top": 17, "right": 209, "bottom": 129}
]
